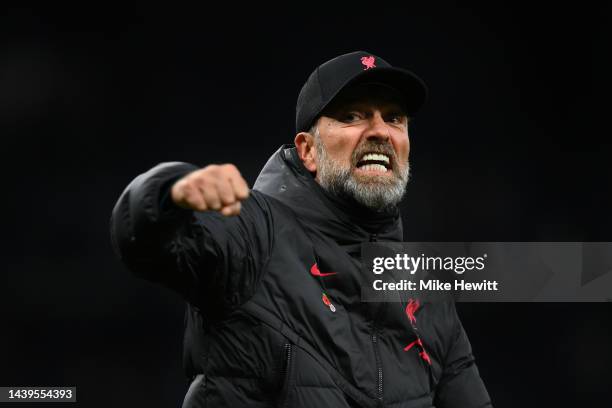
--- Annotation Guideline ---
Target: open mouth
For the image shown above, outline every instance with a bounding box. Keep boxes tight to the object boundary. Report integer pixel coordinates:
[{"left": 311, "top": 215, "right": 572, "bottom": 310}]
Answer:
[{"left": 356, "top": 153, "right": 392, "bottom": 172}]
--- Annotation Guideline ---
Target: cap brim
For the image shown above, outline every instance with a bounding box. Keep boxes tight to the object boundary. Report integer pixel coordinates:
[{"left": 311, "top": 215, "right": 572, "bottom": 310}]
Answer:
[{"left": 327, "top": 67, "right": 428, "bottom": 116}]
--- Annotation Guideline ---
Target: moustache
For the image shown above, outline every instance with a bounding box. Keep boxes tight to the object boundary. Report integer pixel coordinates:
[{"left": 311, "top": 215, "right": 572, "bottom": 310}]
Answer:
[{"left": 351, "top": 141, "right": 399, "bottom": 170}]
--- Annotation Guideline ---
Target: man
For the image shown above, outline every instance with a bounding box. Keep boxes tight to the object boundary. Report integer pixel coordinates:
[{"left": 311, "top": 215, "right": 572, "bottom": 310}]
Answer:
[{"left": 110, "top": 51, "right": 492, "bottom": 408}]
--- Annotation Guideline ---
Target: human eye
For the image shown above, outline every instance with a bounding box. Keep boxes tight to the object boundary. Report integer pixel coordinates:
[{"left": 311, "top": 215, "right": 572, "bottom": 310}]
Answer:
[
  {"left": 340, "top": 111, "right": 363, "bottom": 123},
  {"left": 387, "top": 113, "right": 407, "bottom": 125}
]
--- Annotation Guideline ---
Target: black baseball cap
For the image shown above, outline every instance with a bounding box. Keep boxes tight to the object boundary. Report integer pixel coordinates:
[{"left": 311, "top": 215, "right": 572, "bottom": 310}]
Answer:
[{"left": 295, "top": 51, "right": 428, "bottom": 133}]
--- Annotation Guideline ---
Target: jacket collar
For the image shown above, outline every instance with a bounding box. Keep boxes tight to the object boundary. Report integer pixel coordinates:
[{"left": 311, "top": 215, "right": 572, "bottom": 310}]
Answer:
[{"left": 253, "top": 145, "right": 403, "bottom": 242}]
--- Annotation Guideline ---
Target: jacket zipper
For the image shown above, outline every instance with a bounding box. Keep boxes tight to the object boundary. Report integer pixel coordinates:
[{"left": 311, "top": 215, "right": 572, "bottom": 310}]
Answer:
[
  {"left": 371, "top": 329, "right": 383, "bottom": 402},
  {"left": 281, "top": 343, "right": 292, "bottom": 379},
  {"left": 279, "top": 343, "right": 293, "bottom": 407},
  {"left": 369, "top": 232, "right": 383, "bottom": 402}
]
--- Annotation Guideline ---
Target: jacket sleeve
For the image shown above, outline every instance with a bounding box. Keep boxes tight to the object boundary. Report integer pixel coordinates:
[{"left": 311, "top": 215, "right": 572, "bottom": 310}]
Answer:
[
  {"left": 433, "top": 302, "right": 493, "bottom": 408},
  {"left": 109, "top": 162, "right": 273, "bottom": 311}
]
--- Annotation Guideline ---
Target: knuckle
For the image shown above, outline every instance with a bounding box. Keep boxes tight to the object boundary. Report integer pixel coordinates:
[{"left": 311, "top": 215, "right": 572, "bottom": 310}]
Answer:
[
  {"left": 191, "top": 175, "right": 207, "bottom": 189},
  {"left": 224, "top": 164, "right": 242, "bottom": 177},
  {"left": 205, "top": 164, "right": 220, "bottom": 174},
  {"left": 176, "top": 183, "right": 190, "bottom": 198},
  {"left": 208, "top": 178, "right": 221, "bottom": 191},
  {"left": 173, "top": 178, "right": 188, "bottom": 192},
  {"left": 206, "top": 193, "right": 221, "bottom": 207},
  {"left": 183, "top": 187, "right": 197, "bottom": 203}
]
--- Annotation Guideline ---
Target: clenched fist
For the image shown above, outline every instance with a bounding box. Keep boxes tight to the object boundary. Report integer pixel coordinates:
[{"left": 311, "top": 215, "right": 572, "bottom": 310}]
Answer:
[{"left": 171, "top": 164, "right": 250, "bottom": 216}]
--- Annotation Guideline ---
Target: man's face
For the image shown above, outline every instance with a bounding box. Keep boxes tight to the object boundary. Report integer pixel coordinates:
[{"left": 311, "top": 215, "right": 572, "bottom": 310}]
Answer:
[{"left": 310, "top": 83, "right": 411, "bottom": 210}]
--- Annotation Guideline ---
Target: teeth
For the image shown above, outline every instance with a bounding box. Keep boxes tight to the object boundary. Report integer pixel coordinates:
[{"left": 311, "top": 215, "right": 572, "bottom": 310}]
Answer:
[
  {"left": 361, "top": 153, "right": 390, "bottom": 163},
  {"left": 361, "top": 164, "right": 388, "bottom": 172}
]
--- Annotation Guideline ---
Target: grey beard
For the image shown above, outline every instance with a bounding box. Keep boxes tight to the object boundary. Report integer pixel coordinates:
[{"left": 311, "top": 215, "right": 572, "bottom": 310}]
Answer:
[{"left": 314, "top": 136, "right": 410, "bottom": 211}]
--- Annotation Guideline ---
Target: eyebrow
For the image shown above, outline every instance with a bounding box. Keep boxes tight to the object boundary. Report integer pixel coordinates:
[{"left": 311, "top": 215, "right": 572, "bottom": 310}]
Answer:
[{"left": 337, "top": 102, "right": 408, "bottom": 115}]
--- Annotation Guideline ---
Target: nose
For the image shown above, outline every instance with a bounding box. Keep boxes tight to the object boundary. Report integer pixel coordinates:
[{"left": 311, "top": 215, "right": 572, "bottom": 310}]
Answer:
[{"left": 364, "top": 111, "right": 390, "bottom": 142}]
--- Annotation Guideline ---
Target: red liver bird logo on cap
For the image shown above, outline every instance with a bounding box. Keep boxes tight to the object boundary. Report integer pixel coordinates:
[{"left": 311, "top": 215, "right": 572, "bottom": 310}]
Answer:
[{"left": 361, "top": 56, "right": 376, "bottom": 70}]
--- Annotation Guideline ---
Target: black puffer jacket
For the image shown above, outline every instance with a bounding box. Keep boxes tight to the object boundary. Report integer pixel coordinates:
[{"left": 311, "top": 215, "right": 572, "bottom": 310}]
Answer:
[{"left": 110, "top": 145, "right": 492, "bottom": 408}]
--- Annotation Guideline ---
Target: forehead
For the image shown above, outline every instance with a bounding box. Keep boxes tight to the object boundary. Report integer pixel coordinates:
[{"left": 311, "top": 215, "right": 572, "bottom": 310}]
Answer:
[{"left": 323, "top": 83, "right": 408, "bottom": 114}]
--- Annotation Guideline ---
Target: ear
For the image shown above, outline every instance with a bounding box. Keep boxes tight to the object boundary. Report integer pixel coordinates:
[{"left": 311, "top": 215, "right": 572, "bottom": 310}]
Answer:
[{"left": 294, "top": 132, "right": 317, "bottom": 173}]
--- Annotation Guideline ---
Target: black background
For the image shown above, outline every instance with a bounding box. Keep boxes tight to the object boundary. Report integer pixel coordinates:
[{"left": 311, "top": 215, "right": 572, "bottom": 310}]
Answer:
[{"left": 1, "top": 4, "right": 611, "bottom": 407}]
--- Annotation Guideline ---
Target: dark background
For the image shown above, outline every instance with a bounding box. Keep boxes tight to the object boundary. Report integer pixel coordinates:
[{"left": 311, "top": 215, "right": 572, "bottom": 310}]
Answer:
[{"left": 1, "top": 4, "right": 611, "bottom": 407}]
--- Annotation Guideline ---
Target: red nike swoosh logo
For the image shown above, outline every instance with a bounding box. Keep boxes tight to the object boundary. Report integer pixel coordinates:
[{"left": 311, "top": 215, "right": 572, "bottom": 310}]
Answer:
[{"left": 310, "top": 263, "right": 338, "bottom": 277}]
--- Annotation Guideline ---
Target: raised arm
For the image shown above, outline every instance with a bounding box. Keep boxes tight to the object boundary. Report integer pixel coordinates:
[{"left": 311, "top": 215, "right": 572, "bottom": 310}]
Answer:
[{"left": 109, "top": 162, "right": 268, "bottom": 308}]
